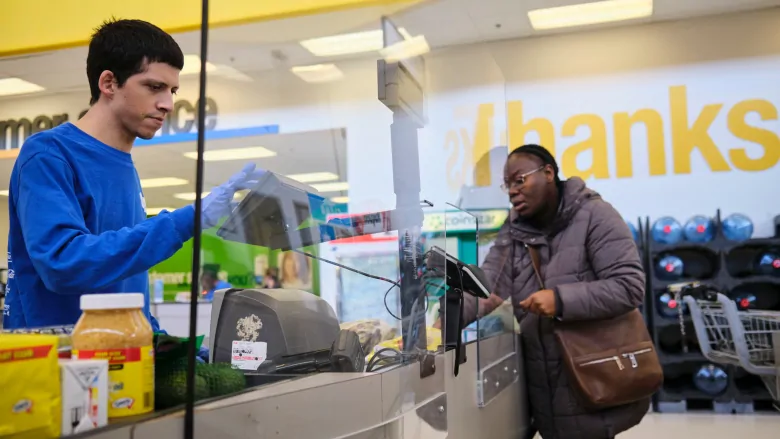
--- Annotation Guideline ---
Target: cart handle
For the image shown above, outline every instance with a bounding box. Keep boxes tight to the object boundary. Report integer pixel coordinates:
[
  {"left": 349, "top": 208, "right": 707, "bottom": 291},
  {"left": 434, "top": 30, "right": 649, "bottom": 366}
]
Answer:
[{"left": 677, "top": 283, "right": 719, "bottom": 302}]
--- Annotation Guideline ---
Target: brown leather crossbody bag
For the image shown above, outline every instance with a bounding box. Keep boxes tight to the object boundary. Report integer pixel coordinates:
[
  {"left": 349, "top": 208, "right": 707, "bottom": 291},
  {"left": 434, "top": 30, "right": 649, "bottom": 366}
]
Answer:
[{"left": 526, "top": 245, "right": 663, "bottom": 409}]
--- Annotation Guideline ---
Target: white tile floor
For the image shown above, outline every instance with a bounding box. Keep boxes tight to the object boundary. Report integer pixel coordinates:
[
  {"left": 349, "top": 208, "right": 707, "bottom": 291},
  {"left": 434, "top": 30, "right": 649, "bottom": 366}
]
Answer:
[
  {"left": 531, "top": 413, "right": 780, "bottom": 438},
  {"left": 620, "top": 413, "right": 780, "bottom": 438}
]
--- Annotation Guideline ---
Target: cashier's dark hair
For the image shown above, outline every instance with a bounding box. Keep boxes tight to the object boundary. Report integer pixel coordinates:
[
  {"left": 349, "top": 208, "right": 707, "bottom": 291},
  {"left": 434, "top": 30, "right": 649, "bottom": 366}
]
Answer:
[
  {"left": 508, "top": 144, "right": 562, "bottom": 188},
  {"left": 86, "top": 18, "right": 184, "bottom": 105}
]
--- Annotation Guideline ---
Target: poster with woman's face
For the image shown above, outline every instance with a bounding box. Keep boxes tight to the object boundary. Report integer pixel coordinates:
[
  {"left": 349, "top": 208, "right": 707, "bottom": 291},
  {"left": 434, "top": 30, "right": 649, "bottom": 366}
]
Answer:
[{"left": 278, "top": 251, "right": 312, "bottom": 290}]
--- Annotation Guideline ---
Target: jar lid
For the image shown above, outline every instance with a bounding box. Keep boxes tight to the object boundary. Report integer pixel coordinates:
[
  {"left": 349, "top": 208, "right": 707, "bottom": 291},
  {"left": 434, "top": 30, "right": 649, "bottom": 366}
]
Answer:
[{"left": 80, "top": 293, "right": 145, "bottom": 311}]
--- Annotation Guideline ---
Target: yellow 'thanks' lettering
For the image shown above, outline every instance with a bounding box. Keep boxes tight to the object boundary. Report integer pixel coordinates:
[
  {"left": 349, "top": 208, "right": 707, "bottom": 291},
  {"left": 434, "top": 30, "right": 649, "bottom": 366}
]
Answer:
[
  {"left": 670, "top": 85, "right": 730, "bottom": 174},
  {"left": 727, "top": 99, "right": 780, "bottom": 172},
  {"left": 507, "top": 101, "right": 556, "bottom": 157},
  {"left": 444, "top": 85, "right": 777, "bottom": 186},
  {"left": 561, "top": 114, "right": 609, "bottom": 180},
  {"left": 613, "top": 109, "right": 666, "bottom": 178},
  {"left": 473, "top": 103, "right": 495, "bottom": 187},
  {"left": 444, "top": 129, "right": 463, "bottom": 192}
]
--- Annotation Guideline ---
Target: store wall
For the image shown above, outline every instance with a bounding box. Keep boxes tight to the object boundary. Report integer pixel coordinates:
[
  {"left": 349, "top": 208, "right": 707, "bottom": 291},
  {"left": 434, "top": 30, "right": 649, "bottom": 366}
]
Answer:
[
  {"left": 2, "top": 8, "right": 780, "bottom": 269},
  {"left": 425, "top": 8, "right": 780, "bottom": 236}
]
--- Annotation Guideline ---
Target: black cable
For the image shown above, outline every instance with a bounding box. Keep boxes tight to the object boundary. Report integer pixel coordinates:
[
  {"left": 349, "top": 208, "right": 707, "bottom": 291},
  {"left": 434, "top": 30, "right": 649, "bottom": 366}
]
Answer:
[
  {"left": 292, "top": 249, "right": 399, "bottom": 288},
  {"left": 185, "top": 1, "right": 209, "bottom": 437},
  {"left": 366, "top": 347, "right": 420, "bottom": 372},
  {"left": 293, "top": 248, "right": 437, "bottom": 321},
  {"left": 367, "top": 347, "right": 401, "bottom": 371}
]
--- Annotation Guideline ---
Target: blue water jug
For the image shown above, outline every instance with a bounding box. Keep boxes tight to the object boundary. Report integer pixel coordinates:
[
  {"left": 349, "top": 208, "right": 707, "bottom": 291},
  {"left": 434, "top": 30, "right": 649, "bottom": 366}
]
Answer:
[
  {"left": 657, "top": 292, "right": 686, "bottom": 318},
  {"left": 656, "top": 255, "right": 684, "bottom": 280},
  {"left": 626, "top": 221, "right": 639, "bottom": 242},
  {"left": 651, "top": 217, "right": 683, "bottom": 245},
  {"left": 683, "top": 215, "right": 715, "bottom": 243},
  {"left": 756, "top": 250, "right": 780, "bottom": 276},
  {"left": 693, "top": 364, "right": 729, "bottom": 396},
  {"left": 722, "top": 213, "right": 754, "bottom": 242},
  {"left": 733, "top": 293, "right": 757, "bottom": 311}
]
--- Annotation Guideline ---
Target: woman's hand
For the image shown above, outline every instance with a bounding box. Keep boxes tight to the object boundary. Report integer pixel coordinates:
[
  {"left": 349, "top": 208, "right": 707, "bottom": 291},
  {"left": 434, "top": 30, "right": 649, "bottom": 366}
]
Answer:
[{"left": 519, "top": 289, "right": 556, "bottom": 317}]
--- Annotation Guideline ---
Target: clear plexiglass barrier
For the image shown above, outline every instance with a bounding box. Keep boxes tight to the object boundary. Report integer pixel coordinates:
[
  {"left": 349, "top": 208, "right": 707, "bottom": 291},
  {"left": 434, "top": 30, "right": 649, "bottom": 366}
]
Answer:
[{"left": 0, "top": 1, "right": 529, "bottom": 438}]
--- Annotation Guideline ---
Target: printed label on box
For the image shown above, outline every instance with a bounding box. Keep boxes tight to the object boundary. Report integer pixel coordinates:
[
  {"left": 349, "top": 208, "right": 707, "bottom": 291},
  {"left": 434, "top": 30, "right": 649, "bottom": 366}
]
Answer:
[{"left": 231, "top": 341, "right": 267, "bottom": 371}]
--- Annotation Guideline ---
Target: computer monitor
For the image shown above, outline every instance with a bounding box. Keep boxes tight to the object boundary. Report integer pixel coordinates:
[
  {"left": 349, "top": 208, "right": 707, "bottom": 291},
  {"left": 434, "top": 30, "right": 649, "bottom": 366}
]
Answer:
[{"left": 217, "top": 171, "right": 352, "bottom": 251}]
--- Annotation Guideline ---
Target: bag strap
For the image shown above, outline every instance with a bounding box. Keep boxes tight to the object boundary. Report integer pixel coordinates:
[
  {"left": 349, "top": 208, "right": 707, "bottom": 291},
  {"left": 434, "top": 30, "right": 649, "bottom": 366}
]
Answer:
[{"left": 526, "top": 244, "right": 545, "bottom": 289}]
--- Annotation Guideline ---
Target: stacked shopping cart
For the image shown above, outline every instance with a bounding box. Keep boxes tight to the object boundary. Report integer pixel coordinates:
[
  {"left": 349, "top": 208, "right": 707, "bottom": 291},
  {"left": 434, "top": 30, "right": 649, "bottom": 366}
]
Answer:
[{"left": 681, "top": 284, "right": 780, "bottom": 408}]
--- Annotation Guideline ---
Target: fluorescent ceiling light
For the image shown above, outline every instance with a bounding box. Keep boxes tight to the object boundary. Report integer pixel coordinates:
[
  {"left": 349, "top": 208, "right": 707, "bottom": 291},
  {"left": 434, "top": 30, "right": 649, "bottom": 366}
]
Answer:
[
  {"left": 311, "top": 182, "right": 349, "bottom": 193},
  {"left": 0, "top": 77, "right": 45, "bottom": 97},
  {"left": 331, "top": 196, "right": 349, "bottom": 204},
  {"left": 379, "top": 35, "right": 430, "bottom": 63},
  {"left": 139, "top": 177, "right": 189, "bottom": 188},
  {"left": 183, "top": 147, "right": 277, "bottom": 161},
  {"left": 181, "top": 54, "right": 217, "bottom": 75},
  {"left": 291, "top": 64, "right": 344, "bottom": 83},
  {"left": 528, "top": 0, "right": 653, "bottom": 30},
  {"left": 286, "top": 172, "right": 339, "bottom": 183},
  {"left": 0, "top": 190, "right": 8, "bottom": 196},
  {"left": 211, "top": 65, "right": 253, "bottom": 83},
  {"left": 146, "top": 207, "right": 176, "bottom": 215},
  {"left": 173, "top": 191, "right": 247, "bottom": 201},
  {"left": 300, "top": 28, "right": 412, "bottom": 57},
  {"left": 174, "top": 192, "right": 211, "bottom": 201}
]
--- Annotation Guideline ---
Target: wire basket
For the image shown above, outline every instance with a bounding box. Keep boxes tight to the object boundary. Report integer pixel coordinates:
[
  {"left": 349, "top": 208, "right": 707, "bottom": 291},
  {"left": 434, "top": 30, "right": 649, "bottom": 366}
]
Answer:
[{"left": 683, "top": 293, "right": 780, "bottom": 401}]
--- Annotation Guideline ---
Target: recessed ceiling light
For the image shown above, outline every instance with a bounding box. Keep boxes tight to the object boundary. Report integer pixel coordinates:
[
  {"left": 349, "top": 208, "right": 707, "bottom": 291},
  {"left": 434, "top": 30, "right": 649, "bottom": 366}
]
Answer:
[
  {"left": 286, "top": 172, "right": 339, "bottom": 183},
  {"left": 181, "top": 54, "right": 218, "bottom": 75},
  {"left": 146, "top": 207, "right": 176, "bottom": 215},
  {"left": 528, "top": 0, "right": 653, "bottom": 30},
  {"left": 183, "top": 147, "right": 277, "bottom": 162},
  {"left": 311, "top": 182, "right": 349, "bottom": 193},
  {"left": 291, "top": 64, "right": 344, "bottom": 83},
  {"left": 331, "top": 196, "right": 349, "bottom": 203},
  {"left": 139, "top": 177, "right": 189, "bottom": 188},
  {"left": 0, "top": 190, "right": 8, "bottom": 196},
  {"left": 300, "top": 28, "right": 413, "bottom": 57},
  {"left": 0, "top": 78, "right": 45, "bottom": 97}
]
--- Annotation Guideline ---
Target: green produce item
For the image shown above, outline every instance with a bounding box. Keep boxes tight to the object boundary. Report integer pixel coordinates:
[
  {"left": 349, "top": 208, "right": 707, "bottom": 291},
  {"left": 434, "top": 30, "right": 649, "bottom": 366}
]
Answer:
[
  {"left": 156, "top": 370, "right": 209, "bottom": 409},
  {"left": 196, "top": 363, "right": 246, "bottom": 397},
  {"left": 153, "top": 333, "right": 246, "bottom": 410}
]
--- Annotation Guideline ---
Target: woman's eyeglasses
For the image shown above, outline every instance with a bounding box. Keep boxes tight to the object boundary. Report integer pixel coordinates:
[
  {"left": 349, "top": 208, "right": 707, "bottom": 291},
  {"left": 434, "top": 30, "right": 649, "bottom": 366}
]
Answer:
[{"left": 500, "top": 166, "right": 544, "bottom": 193}]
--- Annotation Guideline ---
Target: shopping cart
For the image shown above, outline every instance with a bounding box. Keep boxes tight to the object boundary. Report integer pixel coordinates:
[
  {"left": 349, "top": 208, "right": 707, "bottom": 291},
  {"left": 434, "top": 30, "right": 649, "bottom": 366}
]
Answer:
[{"left": 681, "top": 283, "right": 780, "bottom": 405}]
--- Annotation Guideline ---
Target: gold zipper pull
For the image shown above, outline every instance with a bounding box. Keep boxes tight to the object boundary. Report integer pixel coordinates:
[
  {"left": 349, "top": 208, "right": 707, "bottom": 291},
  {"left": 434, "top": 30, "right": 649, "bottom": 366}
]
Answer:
[{"left": 614, "top": 356, "right": 625, "bottom": 371}]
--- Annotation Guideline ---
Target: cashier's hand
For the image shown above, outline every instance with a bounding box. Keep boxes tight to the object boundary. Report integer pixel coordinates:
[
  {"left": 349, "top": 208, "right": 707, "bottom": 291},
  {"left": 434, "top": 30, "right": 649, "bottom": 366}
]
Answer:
[
  {"left": 518, "top": 289, "right": 556, "bottom": 317},
  {"left": 201, "top": 163, "right": 265, "bottom": 229}
]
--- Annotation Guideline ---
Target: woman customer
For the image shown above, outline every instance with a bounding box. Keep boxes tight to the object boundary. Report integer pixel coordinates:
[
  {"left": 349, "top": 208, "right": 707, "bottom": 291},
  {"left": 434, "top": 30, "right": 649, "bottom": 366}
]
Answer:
[{"left": 462, "top": 144, "right": 649, "bottom": 439}]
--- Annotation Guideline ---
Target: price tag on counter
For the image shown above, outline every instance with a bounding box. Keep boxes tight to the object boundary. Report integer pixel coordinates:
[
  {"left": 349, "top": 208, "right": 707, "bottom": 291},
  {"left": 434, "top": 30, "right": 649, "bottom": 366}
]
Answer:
[{"left": 231, "top": 341, "right": 267, "bottom": 371}]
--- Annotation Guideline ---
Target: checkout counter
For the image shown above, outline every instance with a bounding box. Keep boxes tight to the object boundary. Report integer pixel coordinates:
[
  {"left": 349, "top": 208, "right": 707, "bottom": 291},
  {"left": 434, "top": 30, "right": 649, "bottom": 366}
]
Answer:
[{"left": 88, "top": 292, "right": 529, "bottom": 439}]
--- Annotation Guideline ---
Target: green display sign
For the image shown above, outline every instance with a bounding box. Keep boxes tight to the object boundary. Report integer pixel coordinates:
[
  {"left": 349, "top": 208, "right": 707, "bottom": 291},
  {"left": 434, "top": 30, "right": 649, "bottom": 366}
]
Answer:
[{"left": 148, "top": 202, "right": 349, "bottom": 302}]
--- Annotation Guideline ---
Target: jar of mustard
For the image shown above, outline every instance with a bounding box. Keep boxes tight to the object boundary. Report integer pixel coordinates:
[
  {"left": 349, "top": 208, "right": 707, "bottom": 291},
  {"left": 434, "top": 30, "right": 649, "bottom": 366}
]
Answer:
[{"left": 71, "top": 293, "right": 154, "bottom": 418}]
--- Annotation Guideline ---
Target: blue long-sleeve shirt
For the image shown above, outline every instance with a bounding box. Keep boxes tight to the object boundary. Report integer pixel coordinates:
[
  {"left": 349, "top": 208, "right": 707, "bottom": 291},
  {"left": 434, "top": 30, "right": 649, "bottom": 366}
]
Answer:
[{"left": 4, "top": 123, "right": 195, "bottom": 330}]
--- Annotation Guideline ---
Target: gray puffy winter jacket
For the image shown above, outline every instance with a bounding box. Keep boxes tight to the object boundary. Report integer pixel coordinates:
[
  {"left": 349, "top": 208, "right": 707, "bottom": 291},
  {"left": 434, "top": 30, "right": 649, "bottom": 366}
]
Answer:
[{"left": 465, "top": 177, "right": 649, "bottom": 439}]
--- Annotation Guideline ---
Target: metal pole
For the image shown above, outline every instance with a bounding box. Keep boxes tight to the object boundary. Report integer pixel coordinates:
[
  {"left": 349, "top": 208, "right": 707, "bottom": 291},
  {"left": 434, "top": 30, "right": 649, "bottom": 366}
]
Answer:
[{"left": 185, "top": 0, "right": 210, "bottom": 437}]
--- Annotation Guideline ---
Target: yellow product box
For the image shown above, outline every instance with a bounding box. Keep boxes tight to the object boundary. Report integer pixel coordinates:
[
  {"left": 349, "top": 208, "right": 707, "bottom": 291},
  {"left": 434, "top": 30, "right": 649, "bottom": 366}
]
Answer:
[{"left": 0, "top": 334, "right": 62, "bottom": 439}]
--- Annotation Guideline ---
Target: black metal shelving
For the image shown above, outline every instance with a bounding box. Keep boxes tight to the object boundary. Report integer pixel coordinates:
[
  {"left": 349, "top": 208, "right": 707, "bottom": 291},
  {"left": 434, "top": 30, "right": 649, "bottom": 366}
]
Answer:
[{"left": 643, "top": 210, "right": 780, "bottom": 413}]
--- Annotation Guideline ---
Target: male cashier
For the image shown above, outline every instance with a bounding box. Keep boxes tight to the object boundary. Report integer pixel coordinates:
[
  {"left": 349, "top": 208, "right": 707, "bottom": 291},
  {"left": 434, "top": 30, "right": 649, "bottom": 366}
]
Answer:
[{"left": 3, "top": 19, "right": 260, "bottom": 332}]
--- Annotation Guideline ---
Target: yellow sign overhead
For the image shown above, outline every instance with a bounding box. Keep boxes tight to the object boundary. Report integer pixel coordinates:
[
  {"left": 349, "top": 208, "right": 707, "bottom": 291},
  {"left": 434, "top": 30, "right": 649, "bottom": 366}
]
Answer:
[{"left": 0, "top": 0, "right": 420, "bottom": 57}]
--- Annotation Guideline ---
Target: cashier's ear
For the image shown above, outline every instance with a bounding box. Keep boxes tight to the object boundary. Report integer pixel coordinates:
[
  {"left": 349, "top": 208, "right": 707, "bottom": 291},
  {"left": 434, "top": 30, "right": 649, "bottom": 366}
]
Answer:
[{"left": 98, "top": 70, "right": 118, "bottom": 100}]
